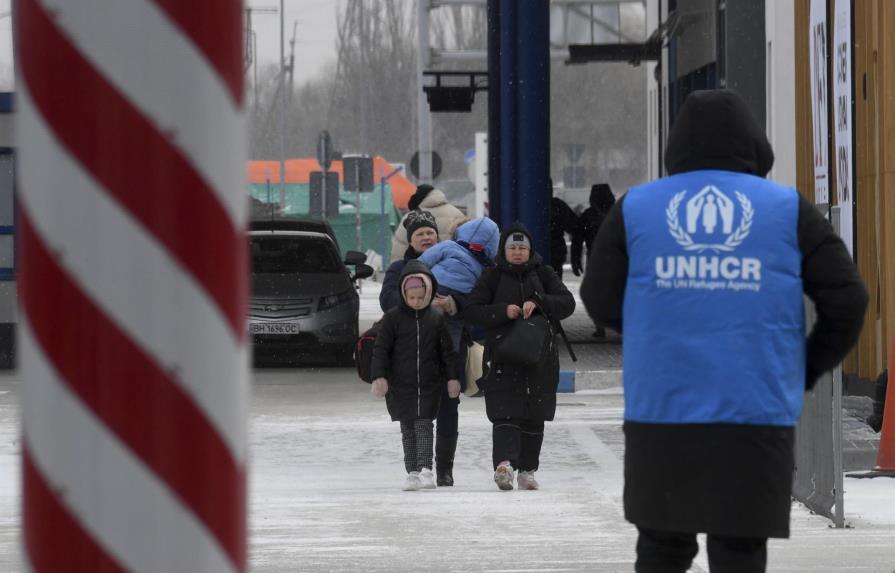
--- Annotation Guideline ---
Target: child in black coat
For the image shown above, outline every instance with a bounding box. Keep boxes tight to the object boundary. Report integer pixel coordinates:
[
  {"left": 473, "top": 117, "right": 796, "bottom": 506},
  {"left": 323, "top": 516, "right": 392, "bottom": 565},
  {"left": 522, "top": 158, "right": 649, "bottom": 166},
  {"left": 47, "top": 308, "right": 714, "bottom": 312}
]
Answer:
[{"left": 370, "top": 260, "right": 460, "bottom": 491}]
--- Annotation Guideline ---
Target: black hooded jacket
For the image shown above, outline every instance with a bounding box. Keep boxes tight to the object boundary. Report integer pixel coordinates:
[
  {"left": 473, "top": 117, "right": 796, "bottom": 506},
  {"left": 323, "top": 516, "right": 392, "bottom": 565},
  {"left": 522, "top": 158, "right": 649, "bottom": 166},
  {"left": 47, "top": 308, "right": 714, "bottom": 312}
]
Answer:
[
  {"left": 465, "top": 223, "right": 576, "bottom": 422},
  {"left": 371, "top": 260, "right": 458, "bottom": 422},
  {"left": 570, "top": 184, "right": 616, "bottom": 273},
  {"left": 550, "top": 197, "right": 579, "bottom": 267},
  {"left": 579, "top": 89, "right": 868, "bottom": 538}
]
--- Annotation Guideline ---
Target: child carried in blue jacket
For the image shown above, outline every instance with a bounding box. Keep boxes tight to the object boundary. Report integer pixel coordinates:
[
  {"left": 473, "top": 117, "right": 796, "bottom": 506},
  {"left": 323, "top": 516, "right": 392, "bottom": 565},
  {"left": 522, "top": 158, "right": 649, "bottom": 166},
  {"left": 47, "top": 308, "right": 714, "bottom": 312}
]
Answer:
[{"left": 417, "top": 216, "right": 500, "bottom": 319}]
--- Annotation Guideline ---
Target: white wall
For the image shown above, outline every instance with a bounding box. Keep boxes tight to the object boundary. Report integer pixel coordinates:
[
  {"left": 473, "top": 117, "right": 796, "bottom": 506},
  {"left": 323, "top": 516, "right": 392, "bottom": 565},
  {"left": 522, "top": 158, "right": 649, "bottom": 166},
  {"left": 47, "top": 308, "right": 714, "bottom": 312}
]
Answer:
[{"left": 765, "top": 0, "right": 797, "bottom": 188}]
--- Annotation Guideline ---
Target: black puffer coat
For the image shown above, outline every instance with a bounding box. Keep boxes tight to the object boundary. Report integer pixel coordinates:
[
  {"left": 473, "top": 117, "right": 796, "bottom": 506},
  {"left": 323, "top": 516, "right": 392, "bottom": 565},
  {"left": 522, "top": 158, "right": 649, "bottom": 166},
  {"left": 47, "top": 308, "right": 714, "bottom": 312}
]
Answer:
[
  {"left": 371, "top": 260, "right": 458, "bottom": 422},
  {"left": 465, "top": 223, "right": 576, "bottom": 423},
  {"left": 581, "top": 89, "right": 868, "bottom": 538}
]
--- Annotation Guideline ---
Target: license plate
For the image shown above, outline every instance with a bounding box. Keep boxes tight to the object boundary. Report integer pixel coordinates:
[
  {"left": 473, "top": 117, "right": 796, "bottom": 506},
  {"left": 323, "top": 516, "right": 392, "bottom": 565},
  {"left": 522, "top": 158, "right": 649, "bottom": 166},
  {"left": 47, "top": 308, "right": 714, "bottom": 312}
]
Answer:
[{"left": 249, "top": 322, "right": 300, "bottom": 335}]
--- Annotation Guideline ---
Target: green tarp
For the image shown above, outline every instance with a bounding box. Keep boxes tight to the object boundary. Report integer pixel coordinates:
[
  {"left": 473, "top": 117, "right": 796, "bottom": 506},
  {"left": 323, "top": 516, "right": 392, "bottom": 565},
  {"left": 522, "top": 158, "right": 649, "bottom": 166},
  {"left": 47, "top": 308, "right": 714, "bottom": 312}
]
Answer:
[{"left": 249, "top": 183, "right": 400, "bottom": 262}]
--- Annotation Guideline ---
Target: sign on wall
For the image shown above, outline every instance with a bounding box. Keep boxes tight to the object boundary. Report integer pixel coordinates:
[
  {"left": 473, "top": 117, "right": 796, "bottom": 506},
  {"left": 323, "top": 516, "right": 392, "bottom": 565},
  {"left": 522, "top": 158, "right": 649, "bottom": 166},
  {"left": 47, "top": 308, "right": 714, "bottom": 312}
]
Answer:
[
  {"left": 809, "top": 0, "right": 829, "bottom": 204},
  {"left": 833, "top": 0, "right": 854, "bottom": 256}
]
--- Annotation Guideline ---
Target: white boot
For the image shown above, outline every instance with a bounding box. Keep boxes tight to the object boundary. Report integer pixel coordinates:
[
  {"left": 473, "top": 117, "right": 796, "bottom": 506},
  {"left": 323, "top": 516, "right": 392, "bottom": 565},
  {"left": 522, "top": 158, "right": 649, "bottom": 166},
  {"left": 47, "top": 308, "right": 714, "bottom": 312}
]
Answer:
[
  {"left": 418, "top": 467, "right": 437, "bottom": 489},
  {"left": 493, "top": 461, "right": 515, "bottom": 491},
  {"left": 517, "top": 470, "right": 539, "bottom": 490},
  {"left": 403, "top": 471, "right": 421, "bottom": 491}
]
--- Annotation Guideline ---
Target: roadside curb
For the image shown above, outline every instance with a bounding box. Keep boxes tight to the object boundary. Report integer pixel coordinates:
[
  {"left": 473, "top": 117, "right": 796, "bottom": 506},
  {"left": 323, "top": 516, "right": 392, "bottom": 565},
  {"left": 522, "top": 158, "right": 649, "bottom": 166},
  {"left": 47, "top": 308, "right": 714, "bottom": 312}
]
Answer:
[{"left": 558, "top": 368, "right": 623, "bottom": 393}]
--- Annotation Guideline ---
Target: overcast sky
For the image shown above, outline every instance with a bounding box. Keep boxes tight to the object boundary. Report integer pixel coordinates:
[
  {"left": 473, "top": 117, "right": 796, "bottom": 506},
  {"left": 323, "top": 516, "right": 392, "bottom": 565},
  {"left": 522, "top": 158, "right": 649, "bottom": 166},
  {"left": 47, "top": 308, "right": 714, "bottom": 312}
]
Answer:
[
  {"left": 249, "top": 0, "right": 339, "bottom": 85},
  {"left": 0, "top": 1, "right": 340, "bottom": 91}
]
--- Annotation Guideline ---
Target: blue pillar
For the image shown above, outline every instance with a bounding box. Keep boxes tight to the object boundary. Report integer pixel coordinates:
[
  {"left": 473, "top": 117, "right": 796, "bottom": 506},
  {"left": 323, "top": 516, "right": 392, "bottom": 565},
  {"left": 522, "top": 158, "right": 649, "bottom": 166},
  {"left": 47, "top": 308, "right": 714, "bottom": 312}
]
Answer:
[
  {"left": 515, "top": 1, "right": 551, "bottom": 261},
  {"left": 487, "top": 0, "right": 501, "bottom": 224},
  {"left": 498, "top": 0, "right": 517, "bottom": 229},
  {"left": 490, "top": 1, "right": 551, "bottom": 261}
]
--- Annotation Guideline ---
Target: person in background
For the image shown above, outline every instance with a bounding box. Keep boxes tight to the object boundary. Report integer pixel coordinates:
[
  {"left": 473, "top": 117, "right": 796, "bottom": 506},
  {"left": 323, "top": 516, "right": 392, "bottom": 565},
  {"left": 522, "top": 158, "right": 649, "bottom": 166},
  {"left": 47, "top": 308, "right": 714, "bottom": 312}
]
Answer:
[
  {"left": 371, "top": 261, "right": 460, "bottom": 491},
  {"left": 417, "top": 216, "right": 500, "bottom": 486},
  {"left": 571, "top": 183, "right": 616, "bottom": 337},
  {"left": 571, "top": 183, "right": 616, "bottom": 276},
  {"left": 391, "top": 184, "right": 465, "bottom": 263},
  {"left": 549, "top": 178, "right": 579, "bottom": 279},
  {"left": 380, "top": 210, "right": 439, "bottom": 312},
  {"left": 581, "top": 89, "right": 868, "bottom": 573},
  {"left": 465, "top": 223, "right": 575, "bottom": 491}
]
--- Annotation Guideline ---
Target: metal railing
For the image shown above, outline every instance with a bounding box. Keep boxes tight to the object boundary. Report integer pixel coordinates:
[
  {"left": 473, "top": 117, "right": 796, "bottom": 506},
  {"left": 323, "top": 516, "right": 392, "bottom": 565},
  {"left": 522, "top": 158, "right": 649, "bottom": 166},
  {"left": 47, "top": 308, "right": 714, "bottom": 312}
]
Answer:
[{"left": 792, "top": 205, "right": 845, "bottom": 528}]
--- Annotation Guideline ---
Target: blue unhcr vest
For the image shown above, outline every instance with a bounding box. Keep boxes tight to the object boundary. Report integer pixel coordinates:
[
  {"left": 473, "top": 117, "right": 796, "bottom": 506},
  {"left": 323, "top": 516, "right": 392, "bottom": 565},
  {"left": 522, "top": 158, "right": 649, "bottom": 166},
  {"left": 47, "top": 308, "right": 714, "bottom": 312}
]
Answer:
[{"left": 622, "top": 170, "right": 805, "bottom": 426}]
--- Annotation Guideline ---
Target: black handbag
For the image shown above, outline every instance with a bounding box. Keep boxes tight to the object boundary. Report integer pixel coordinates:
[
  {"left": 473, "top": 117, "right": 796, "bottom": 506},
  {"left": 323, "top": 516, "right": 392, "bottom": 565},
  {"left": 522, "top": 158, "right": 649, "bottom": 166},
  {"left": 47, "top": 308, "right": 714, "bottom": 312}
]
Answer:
[{"left": 491, "top": 313, "right": 553, "bottom": 367}]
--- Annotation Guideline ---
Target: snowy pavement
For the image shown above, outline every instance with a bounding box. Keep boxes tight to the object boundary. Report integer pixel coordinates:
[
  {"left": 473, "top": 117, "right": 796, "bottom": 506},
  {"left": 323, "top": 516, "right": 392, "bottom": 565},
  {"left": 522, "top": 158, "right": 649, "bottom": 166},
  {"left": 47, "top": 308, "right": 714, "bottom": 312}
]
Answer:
[{"left": 4, "top": 369, "right": 895, "bottom": 571}]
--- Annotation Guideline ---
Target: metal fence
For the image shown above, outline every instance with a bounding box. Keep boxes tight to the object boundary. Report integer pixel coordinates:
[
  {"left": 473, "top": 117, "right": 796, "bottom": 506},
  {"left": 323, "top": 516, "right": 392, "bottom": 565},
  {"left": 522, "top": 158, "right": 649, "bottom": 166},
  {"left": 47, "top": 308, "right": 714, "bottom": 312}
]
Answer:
[
  {"left": 793, "top": 207, "right": 846, "bottom": 527},
  {"left": 793, "top": 362, "right": 844, "bottom": 527}
]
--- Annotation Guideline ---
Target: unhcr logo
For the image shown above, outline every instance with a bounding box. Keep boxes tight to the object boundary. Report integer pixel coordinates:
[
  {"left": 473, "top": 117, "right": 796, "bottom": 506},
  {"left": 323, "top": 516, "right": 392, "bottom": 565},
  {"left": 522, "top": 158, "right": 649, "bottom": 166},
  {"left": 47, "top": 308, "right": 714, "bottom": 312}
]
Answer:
[
  {"left": 655, "top": 186, "right": 762, "bottom": 293},
  {"left": 667, "top": 186, "right": 752, "bottom": 252}
]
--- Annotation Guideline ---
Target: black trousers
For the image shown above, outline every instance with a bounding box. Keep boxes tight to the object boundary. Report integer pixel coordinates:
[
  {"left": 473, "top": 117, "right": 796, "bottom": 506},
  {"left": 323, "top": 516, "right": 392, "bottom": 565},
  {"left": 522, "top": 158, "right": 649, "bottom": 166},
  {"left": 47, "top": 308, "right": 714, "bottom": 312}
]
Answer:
[
  {"left": 436, "top": 389, "right": 459, "bottom": 437},
  {"left": 635, "top": 527, "right": 767, "bottom": 573},
  {"left": 492, "top": 418, "right": 544, "bottom": 471},
  {"left": 436, "top": 315, "right": 465, "bottom": 438}
]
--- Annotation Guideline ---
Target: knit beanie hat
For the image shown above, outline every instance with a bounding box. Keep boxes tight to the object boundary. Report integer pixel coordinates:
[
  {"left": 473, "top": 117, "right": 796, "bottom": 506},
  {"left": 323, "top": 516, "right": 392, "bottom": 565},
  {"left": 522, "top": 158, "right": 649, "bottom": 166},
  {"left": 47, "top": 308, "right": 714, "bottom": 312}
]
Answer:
[
  {"left": 403, "top": 209, "right": 438, "bottom": 240},
  {"left": 505, "top": 231, "right": 531, "bottom": 250}
]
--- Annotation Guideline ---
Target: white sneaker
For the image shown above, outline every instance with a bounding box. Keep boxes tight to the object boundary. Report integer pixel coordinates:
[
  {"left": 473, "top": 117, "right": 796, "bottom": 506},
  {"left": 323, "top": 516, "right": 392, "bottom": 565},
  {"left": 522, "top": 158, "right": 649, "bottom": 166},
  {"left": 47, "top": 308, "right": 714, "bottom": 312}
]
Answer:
[
  {"left": 418, "top": 468, "right": 437, "bottom": 489},
  {"left": 493, "top": 461, "right": 515, "bottom": 491},
  {"left": 403, "top": 471, "right": 421, "bottom": 491},
  {"left": 517, "top": 470, "right": 539, "bottom": 490}
]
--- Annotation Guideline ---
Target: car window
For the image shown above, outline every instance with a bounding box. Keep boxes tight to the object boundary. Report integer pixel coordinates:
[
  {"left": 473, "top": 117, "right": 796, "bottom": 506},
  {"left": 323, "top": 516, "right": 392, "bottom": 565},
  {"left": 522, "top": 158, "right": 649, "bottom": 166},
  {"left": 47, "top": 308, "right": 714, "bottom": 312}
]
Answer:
[{"left": 251, "top": 236, "right": 342, "bottom": 275}]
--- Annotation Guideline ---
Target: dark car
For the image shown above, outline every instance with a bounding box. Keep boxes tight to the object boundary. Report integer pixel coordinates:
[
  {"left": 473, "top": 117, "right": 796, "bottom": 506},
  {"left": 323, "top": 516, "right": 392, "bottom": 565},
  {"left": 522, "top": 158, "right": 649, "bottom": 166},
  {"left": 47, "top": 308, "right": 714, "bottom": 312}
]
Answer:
[{"left": 249, "top": 219, "right": 373, "bottom": 364}]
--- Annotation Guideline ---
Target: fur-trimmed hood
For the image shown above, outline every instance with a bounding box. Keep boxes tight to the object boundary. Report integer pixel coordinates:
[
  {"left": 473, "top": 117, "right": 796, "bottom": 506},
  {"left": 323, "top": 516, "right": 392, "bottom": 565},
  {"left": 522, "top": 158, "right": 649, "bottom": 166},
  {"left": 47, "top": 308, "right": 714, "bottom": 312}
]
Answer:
[{"left": 398, "top": 259, "right": 437, "bottom": 310}]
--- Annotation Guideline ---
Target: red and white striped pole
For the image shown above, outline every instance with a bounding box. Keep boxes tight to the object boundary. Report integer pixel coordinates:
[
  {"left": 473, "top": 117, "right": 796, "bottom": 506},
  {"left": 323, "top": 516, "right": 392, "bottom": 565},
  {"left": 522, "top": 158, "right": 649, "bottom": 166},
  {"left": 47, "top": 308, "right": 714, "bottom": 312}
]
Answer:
[{"left": 17, "top": 1, "right": 248, "bottom": 571}]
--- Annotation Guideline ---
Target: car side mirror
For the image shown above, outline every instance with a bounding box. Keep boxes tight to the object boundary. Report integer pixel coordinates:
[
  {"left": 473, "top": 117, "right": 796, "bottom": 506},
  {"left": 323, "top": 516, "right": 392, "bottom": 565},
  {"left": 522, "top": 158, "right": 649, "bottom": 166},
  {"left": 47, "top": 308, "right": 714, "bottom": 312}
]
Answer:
[
  {"left": 344, "top": 250, "right": 367, "bottom": 266},
  {"left": 351, "top": 263, "right": 374, "bottom": 282}
]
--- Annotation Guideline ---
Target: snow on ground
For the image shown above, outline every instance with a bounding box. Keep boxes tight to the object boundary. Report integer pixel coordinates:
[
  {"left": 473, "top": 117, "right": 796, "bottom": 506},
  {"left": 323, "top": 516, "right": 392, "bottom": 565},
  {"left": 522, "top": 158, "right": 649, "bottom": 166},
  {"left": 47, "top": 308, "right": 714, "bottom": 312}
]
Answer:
[
  {"left": 843, "top": 477, "right": 895, "bottom": 526},
  {"left": 246, "top": 371, "right": 895, "bottom": 572},
  {"left": 249, "top": 371, "right": 638, "bottom": 573},
  {"left": 1, "top": 355, "right": 894, "bottom": 571}
]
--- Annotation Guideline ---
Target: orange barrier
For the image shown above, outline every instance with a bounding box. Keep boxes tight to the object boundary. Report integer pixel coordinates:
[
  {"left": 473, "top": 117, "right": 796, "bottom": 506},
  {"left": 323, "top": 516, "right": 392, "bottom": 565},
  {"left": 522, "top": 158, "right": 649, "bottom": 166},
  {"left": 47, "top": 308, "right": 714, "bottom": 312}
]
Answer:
[
  {"left": 246, "top": 157, "right": 417, "bottom": 209},
  {"left": 874, "top": 339, "right": 895, "bottom": 472}
]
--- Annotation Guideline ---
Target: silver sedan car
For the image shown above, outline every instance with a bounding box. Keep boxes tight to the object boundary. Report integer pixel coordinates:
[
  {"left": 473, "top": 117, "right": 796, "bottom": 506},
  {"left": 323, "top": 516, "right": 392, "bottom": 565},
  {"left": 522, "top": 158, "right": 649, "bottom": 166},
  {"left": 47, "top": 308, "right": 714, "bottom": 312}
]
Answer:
[{"left": 249, "top": 220, "right": 373, "bottom": 364}]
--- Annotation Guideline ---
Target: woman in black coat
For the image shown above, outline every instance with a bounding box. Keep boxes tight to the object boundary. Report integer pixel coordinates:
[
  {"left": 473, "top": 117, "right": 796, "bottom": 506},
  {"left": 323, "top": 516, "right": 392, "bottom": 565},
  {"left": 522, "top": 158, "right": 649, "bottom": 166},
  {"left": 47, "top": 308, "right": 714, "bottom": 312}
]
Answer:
[{"left": 465, "top": 223, "right": 575, "bottom": 491}]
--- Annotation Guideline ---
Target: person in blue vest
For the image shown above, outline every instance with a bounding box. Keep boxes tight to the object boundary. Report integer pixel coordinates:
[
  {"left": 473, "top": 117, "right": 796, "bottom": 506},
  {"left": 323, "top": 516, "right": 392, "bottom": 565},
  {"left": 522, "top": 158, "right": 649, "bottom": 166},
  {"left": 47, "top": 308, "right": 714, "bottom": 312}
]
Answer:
[{"left": 581, "top": 89, "right": 868, "bottom": 573}]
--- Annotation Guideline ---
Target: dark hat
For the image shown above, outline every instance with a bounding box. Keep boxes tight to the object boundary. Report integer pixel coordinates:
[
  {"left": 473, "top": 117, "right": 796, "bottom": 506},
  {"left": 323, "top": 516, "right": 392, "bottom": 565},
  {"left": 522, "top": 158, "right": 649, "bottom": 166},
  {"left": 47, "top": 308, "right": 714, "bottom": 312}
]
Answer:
[
  {"left": 408, "top": 184, "right": 435, "bottom": 210},
  {"left": 403, "top": 209, "right": 438, "bottom": 240}
]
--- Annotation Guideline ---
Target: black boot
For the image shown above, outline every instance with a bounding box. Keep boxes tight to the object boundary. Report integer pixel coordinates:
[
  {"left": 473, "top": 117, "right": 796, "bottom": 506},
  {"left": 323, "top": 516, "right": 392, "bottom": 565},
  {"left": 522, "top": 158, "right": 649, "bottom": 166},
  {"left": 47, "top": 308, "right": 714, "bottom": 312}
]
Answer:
[{"left": 435, "top": 434, "right": 458, "bottom": 486}]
